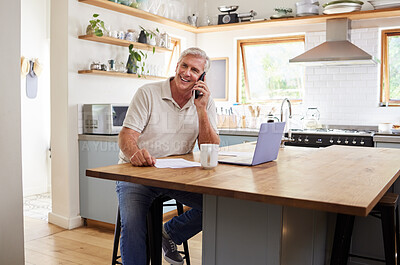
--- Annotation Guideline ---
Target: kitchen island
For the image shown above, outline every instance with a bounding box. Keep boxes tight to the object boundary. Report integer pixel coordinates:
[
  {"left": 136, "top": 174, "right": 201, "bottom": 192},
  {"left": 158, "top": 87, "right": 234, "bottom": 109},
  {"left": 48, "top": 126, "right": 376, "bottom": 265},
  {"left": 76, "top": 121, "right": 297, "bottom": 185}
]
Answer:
[{"left": 86, "top": 143, "right": 400, "bottom": 264}]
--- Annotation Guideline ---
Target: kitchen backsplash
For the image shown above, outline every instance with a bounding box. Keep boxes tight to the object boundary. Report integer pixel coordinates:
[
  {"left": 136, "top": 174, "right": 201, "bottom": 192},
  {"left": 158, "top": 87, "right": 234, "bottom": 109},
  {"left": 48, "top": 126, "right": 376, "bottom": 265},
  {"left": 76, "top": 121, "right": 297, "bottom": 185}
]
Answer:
[{"left": 303, "top": 27, "right": 400, "bottom": 126}]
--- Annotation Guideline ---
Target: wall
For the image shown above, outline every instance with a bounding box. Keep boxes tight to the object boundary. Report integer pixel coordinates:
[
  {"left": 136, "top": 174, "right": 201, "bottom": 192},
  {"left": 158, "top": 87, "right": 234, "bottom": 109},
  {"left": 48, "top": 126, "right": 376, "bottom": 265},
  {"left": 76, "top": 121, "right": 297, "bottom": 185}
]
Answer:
[
  {"left": 0, "top": 0, "right": 25, "bottom": 263},
  {"left": 197, "top": 18, "right": 400, "bottom": 126},
  {"left": 49, "top": 0, "right": 196, "bottom": 229},
  {"left": 21, "top": 0, "right": 51, "bottom": 196}
]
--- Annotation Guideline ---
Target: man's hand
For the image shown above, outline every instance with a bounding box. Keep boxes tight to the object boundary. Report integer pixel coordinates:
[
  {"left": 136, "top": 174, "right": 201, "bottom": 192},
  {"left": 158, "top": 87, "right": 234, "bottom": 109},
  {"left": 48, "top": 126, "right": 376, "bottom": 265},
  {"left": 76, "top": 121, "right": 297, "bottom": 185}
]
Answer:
[
  {"left": 193, "top": 79, "right": 210, "bottom": 109},
  {"left": 129, "top": 148, "right": 156, "bottom": 167}
]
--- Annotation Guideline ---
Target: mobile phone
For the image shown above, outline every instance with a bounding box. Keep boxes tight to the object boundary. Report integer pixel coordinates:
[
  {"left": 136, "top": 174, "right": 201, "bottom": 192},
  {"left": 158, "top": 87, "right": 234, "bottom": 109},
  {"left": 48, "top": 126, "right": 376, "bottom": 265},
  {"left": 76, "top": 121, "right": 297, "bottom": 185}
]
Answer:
[{"left": 195, "top": 72, "right": 206, "bottom": 99}]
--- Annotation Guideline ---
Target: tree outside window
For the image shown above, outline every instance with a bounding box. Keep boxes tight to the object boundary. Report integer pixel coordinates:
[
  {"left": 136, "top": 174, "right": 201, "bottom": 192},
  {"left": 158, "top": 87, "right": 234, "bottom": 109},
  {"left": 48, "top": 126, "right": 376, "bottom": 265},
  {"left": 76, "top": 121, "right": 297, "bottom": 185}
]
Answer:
[
  {"left": 381, "top": 29, "right": 400, "bottom": 106},
  {"left": 237, "top": 36, "right": 305, "bottom": 104}
]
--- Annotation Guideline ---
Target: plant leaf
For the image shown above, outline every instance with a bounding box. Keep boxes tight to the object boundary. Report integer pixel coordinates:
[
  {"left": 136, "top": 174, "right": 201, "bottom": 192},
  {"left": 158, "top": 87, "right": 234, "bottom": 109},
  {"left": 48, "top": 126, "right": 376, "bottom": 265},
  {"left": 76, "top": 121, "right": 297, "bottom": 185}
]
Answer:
[
  {"left": 93, "top": 14, "right": 99, "bottom": 18},
  {"left": 153, "top": 47, "right": 155, "bottom": 54}
]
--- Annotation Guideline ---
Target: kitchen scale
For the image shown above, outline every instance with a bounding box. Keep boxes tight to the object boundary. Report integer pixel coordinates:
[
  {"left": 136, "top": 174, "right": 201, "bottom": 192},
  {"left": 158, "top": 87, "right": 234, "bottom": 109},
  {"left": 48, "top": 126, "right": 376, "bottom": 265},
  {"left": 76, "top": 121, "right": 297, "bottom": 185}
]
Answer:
[{"left": 218, "top": 5, "right": 257, "bottom": 24}]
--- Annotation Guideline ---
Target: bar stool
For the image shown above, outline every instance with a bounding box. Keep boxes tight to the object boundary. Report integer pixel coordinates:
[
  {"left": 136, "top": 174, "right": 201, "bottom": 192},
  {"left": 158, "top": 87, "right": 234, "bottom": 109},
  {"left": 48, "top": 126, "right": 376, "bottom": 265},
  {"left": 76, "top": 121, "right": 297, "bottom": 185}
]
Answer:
[
  {"left": 330, "top": 192, "right": 399, "bottom": 265},
  {"left": 112, "top": 196, "right": 191, "bottom": 265}
]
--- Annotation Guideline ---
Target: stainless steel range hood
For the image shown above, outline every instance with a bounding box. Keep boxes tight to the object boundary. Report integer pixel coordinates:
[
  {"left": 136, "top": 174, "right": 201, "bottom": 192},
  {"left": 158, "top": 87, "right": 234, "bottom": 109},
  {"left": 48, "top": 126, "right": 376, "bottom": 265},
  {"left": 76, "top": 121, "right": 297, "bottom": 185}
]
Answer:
[{"left": 289, "top": 18, "right": 377, "bottom": 66}]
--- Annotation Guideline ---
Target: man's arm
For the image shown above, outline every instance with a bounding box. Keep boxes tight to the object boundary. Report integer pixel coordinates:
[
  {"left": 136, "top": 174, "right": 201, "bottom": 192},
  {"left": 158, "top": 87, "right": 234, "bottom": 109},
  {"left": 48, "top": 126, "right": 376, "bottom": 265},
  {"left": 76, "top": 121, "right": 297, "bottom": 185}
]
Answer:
[
  {"left": 197, "top": 108, "right": 220, "bottom": 145},
  {"left": 118, "top": 127, "right": 156, "bottom": 166}
]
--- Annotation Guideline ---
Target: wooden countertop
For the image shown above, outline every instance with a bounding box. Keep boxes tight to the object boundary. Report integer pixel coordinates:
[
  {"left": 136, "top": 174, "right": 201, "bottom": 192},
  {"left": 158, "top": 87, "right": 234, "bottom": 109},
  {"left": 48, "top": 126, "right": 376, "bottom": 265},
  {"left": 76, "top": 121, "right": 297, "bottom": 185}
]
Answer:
[{"left": 86, "top": 144, "right": 400, "bottom": 216}]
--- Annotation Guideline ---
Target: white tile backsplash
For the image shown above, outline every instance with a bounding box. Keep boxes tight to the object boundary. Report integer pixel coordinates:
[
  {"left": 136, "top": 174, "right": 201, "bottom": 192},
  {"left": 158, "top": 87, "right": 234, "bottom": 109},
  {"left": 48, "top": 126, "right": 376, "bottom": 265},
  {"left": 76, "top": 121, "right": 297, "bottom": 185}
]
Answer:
[{"left": 302, "top": 27, "right": 400, "bottom": 125}]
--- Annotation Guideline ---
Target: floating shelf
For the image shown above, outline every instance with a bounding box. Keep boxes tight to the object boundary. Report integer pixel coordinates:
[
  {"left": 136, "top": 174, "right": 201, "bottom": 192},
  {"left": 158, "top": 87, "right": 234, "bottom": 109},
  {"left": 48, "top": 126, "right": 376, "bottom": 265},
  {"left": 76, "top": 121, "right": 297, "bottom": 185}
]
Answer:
[
  {"left": 79, "top": 0, "right": 400, "bottom": 33},
  {"left": 78, "top": 0, "right": 197, "bottom": 33},
  {"left": 78, "top": 69, "right": 168, "bottom": 80},
  {"left": 78, "top": 35, "right": 173, "bottom": 52}
]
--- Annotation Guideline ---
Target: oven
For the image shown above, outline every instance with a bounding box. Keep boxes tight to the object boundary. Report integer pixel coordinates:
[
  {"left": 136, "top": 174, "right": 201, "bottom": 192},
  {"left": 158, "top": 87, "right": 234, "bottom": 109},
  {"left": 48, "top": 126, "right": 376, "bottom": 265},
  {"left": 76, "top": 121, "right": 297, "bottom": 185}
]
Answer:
[{"left": 284, "top": 129, "right": 375, "bottom": 148}]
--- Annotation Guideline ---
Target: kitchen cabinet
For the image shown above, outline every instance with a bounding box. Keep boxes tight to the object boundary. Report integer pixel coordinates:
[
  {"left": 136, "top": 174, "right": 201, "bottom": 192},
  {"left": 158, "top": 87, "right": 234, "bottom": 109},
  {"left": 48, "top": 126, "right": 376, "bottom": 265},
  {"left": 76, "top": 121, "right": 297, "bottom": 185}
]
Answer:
[{"left": 79, "top": 0, "right": 400, "bottom": 34}]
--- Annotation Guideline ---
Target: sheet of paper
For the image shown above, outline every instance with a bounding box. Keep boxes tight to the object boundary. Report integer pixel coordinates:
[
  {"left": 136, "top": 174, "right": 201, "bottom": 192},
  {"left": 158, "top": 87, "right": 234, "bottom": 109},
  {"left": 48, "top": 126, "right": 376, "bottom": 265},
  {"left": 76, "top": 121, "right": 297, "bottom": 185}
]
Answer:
[
  {"left": 155, "top": 158, "right": 201, "bottom": 169},
  {"left": 218, "top": 151, "right": 253, "bottom": 157}
]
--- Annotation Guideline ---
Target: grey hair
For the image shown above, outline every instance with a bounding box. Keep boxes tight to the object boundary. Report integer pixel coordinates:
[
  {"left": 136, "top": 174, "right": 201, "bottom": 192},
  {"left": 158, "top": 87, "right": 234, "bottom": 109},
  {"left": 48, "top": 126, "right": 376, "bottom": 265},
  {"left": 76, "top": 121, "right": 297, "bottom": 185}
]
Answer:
[{"left": 177, "top": 47, "right": 211, "bottom": 73}]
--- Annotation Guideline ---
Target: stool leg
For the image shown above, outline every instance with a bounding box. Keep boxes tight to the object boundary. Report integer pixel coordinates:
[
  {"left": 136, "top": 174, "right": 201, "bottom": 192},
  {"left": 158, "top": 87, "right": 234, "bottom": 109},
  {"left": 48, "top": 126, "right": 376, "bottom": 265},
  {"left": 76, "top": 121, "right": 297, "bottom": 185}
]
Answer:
[
  {"left": 330, "top": 214, "right": 355, "bottom": 265},
  {"left": 381, "top": 205, "right": 397, "bottom": 265},
  {"left": 147, "top": 198, "right": 164, "bottom": 265},
  {"left": 176, "top": 202, "right": 191, "bottom": 265},
  {"left": 112, "top": 208, "right": 122, "bottom": 265},
  {"left": 396, "top": 206, "right": 400, "bottom": 263}
]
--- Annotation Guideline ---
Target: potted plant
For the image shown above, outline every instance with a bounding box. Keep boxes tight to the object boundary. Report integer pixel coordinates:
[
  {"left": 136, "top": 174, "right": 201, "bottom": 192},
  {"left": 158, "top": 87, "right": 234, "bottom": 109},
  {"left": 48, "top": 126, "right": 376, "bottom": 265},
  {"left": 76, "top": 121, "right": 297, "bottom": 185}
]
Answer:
[
  {"left": 86, "top": 14, "right": 106, "bottom": 37},
  {"left": 127, "top": 44, "right": 148, "bottom": 76},
  {"left": 139, "top": 26, "right": 159, "bottom": 50}
]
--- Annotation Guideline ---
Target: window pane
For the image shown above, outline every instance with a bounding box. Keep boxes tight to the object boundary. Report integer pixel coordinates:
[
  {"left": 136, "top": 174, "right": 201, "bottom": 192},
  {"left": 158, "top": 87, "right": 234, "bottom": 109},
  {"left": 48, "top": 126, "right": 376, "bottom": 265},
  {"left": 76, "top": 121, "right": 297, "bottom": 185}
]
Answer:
[
  {"left": 388, "top": 35, "right": 400, "bottom": 100},
  {"left": 240, "top": 40, "right": 304, "bottom": 103}
]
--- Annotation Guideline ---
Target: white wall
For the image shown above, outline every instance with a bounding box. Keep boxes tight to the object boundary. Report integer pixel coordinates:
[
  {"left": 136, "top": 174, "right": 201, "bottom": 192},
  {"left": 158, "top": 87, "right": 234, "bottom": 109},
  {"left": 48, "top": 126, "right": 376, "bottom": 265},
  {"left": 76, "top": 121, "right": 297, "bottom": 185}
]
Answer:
[
  {"left": 197, "top": 18, "right": 400, "bottom": 126},
  {"left": 49, "top": 0, "right": 196, "bottom": 229},
  {"left": 0, "top": 0, "right": 25, "bottom": 263},
  {"left": 21, "top": 0, "right": 51, "bottom": 196}
]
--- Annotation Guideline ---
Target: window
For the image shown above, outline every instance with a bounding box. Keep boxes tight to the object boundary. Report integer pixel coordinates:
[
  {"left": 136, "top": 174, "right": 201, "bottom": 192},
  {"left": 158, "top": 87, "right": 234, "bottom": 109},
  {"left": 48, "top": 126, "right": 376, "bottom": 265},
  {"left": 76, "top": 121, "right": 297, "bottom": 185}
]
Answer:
[
  {"left": 381, "top": 29, "right": 400, "bottom": 106},
  {"left": 237, "top": 36, "right": 305, "bottom": 103}
]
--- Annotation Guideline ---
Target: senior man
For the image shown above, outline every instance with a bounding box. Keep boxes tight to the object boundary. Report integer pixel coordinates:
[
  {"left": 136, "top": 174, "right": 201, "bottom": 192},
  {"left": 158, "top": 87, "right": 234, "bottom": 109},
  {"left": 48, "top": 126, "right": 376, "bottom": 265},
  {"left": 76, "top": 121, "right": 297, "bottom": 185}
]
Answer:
[{"left": 117, "top": 47, "right": 220, "bottom": 265}]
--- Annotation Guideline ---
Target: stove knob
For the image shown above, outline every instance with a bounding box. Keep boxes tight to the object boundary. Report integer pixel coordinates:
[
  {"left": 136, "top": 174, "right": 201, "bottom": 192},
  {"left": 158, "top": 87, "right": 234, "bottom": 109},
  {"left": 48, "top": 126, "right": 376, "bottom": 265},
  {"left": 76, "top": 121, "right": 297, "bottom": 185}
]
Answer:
[
  {"left": 345, "top": 138, "right": 349, "bottom": 144},
  {"left": 329, "top": 138, "right": 334, "bottom": 144},
  {"left": 352, "top": 139, "right": 357, "bottom": 145},
  {"left": 298, "top": 137, "right": 302, "bottom": 142},
  {"left": 360, "top": 139, "right": 365, "bottom": 145},
  {"left": 337, "top": 139, "right": 342, "bottom": 144},
  {"left": 304, "top": 137, "right": 309, "bottom": 143}
]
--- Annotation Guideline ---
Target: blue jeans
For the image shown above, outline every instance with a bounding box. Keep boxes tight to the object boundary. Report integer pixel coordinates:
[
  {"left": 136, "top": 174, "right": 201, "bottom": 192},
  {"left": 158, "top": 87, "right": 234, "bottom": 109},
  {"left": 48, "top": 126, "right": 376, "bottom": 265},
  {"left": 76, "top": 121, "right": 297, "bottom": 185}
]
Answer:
[{"left": 116, "top": 181, "right": 203, "bottom": 265}]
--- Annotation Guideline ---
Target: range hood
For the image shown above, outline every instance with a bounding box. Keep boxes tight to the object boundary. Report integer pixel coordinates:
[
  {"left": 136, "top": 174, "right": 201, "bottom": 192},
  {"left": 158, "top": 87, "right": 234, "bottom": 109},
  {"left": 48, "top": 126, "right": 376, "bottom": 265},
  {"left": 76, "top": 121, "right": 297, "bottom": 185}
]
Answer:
[{"left": 289, "top": 18, "right": 377, "bottom": 66}]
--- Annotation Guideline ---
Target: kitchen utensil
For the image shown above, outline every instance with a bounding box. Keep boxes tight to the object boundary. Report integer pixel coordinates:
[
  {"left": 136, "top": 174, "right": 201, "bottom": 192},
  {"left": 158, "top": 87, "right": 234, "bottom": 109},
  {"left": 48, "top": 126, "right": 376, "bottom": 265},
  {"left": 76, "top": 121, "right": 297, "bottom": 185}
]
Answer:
[
  {"left": 378, "top": 123, "right": 393, "bottom": 133},
  {"left": 368, "top": 0, "right": 400, "bottom": 9},
  {"left": 218, "top": 5, "right": 239, "bottom": 12},
  {"left": 108, "top": 59, "right": 116, "bottom": 71},
  {"left": 187, "top": 14, "right": 198, "bottom": 26},
  {"left": 90, "top": 62, "right": 102, "bottom": 70}
]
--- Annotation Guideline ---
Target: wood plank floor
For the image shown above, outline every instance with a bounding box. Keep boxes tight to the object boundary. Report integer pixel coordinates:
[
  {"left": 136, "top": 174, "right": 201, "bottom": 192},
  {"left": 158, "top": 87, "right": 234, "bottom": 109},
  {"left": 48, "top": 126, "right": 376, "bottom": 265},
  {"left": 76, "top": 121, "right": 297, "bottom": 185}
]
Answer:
[{"left": 24, "top": 217, "right": 202, "bottom": 265}]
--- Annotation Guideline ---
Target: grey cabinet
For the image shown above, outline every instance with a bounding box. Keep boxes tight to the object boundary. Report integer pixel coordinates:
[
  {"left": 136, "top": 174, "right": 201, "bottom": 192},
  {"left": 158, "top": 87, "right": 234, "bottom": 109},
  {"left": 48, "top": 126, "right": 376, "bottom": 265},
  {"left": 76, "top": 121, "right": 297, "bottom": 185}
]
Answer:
[{"left": 79, "top": 139, "right": 120, "bottom": 224}]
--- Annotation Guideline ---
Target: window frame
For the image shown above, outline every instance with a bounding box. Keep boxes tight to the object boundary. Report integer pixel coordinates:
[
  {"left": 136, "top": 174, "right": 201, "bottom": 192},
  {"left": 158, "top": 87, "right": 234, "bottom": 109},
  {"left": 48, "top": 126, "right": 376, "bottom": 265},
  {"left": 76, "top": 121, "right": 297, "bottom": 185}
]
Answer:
[
  {"left": 236, "top": 35, "right": 305, "bottom": 103},
  {"left": 380, "top": 29, "right": 400, "bottom": 107},
  {"left": 166, "top": 37, "right": 181, "bottom": 76}
]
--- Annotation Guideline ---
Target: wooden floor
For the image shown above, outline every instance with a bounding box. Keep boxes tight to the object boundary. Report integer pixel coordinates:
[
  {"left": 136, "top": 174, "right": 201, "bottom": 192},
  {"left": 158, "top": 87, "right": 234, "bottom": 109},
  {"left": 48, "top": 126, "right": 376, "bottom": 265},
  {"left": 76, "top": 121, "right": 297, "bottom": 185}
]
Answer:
[{"left": 24, "top": 216, "right": 202, "bottom": 265}]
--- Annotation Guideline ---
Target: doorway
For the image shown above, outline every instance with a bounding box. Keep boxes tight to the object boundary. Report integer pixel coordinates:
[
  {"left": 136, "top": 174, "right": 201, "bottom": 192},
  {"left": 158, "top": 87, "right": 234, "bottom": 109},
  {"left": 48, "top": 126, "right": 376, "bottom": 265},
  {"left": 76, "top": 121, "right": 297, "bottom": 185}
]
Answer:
[{"left": 21, "top": 0, "right": 51, "bottom": 221}]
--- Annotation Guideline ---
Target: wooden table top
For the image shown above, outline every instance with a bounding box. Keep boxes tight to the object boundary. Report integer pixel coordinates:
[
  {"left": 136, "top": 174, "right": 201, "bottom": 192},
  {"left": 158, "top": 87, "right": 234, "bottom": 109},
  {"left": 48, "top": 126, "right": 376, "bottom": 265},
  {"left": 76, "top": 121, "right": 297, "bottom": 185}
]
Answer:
[{"left": 86, "top": 144, "right": 400, "bottom": 216}]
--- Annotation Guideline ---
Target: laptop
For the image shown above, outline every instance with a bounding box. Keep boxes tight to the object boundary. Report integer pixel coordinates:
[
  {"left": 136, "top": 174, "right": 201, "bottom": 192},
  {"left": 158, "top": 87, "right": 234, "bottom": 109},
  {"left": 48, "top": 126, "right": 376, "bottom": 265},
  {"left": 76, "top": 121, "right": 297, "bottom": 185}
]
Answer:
[{"left": 218, "top": 122, "right": 286, "bottom": 166}]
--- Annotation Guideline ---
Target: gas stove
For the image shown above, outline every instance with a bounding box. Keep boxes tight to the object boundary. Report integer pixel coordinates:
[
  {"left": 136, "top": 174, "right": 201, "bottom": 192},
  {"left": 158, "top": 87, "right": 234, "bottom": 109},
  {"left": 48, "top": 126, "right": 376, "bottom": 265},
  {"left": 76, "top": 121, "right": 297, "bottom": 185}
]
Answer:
[{"left": 285, "top": 128, "right": 376, "bottom": 147}]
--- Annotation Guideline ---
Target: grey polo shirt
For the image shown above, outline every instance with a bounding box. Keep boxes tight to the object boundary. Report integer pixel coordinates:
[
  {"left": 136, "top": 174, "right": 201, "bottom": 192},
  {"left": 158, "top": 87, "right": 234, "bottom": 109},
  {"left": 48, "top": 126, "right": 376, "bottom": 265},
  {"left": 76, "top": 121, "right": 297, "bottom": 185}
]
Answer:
[{"left": 119, "top": 78, "right": 218, "bottom": 162}]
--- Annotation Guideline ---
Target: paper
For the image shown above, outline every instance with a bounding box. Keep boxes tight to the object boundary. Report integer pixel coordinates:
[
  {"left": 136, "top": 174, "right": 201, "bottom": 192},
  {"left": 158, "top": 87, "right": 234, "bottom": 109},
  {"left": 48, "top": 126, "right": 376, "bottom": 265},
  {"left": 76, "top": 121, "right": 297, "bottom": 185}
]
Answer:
[{"left": 155, "top": 158, "right": 201, "bottom": 169}]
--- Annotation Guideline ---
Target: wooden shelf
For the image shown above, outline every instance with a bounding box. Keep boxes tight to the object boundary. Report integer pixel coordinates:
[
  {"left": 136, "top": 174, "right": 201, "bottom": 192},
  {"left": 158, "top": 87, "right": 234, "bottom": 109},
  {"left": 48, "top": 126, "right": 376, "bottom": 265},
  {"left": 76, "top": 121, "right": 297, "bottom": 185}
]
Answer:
[
  {"left": 78, "top": 0, "right": 400, "bottom": 33},
  {"left": 78, "top": 0, "right": 197, "bottom": 33},
  {"left": 78, "top": 35, "right": 173, "bottom": 52},
  {"left": 78, "top": 69, "right": 168, "bottom": 80}
]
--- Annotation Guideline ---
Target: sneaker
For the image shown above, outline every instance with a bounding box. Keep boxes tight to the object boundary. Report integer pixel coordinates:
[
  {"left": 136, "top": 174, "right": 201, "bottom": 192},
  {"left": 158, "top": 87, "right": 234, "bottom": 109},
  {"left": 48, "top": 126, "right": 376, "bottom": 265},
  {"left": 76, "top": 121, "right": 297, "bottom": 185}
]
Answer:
[{"left": 161, "top": 228, "right": 184, "bottom": 265}]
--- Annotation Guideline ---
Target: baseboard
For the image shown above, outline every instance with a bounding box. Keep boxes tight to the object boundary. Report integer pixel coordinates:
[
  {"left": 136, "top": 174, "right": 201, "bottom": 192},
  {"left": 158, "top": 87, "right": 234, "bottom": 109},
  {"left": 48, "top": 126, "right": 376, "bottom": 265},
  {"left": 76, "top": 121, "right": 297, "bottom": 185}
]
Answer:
[{"left": 48, "top": 212, "right": 83, "bottom": 229}]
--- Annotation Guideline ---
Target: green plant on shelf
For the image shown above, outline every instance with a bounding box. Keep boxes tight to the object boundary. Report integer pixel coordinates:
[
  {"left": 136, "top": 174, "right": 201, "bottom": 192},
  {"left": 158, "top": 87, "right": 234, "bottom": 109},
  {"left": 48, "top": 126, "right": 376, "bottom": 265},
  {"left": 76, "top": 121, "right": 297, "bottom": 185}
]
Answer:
[
  {"left": 86, "top": 13, "right": 106, "bottom": 37},
  {"left": 140, "top": 26, "right": 159, "bottom": 53},
  {"left": 127, "top": 44, "right": 149, "bottom": 77}
]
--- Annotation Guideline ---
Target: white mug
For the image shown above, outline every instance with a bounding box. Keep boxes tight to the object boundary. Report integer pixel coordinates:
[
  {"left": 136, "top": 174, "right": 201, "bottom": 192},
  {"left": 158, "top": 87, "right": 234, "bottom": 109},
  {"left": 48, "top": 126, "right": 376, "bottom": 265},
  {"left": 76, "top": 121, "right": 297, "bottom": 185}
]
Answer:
[{"left": 200, "top": 144, "right": 219, "bottom": 169}]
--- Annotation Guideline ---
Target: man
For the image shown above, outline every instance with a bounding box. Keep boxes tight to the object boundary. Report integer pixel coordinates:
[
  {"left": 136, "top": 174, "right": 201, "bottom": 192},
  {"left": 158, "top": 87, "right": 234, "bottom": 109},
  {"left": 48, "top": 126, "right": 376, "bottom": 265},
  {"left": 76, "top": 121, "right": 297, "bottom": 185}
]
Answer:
[{"left": 117, "top": 47, "right": 220, "bottom": 265}]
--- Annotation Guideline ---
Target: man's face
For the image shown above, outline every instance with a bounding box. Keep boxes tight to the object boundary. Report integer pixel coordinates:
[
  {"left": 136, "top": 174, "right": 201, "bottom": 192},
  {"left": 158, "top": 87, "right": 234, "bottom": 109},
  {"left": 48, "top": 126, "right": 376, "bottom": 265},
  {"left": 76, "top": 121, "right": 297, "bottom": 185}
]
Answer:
[{"left": 174, "top": 55, "right": 206, "bottom": 93}]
